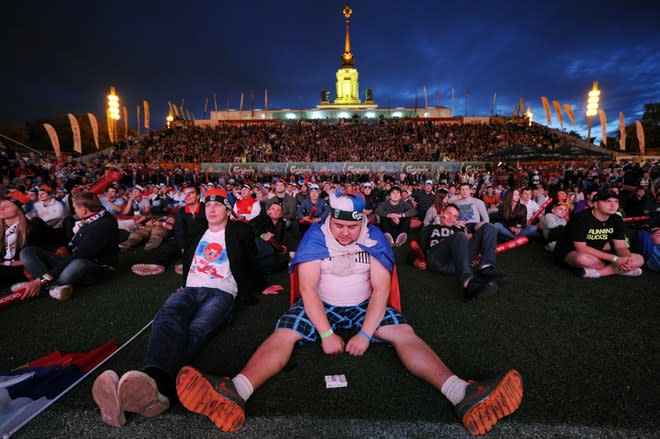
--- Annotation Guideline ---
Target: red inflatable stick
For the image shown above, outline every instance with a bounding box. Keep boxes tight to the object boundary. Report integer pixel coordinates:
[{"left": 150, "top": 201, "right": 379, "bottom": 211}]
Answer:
[
  {"left": 0, "top": 283, "right": 28, "bottom": 308},
  {"left": 89, "top": 168, "right": 122, "bottom": 195},
  {"left": 299, "top": 206, "right": 318, "bottom": 225},
  {"left": 527, "top": 197, "right": 553, "bottom": 226},
  {"left": 472, "top": 236, "right": 529, "bottom": 266},
  {"left": 623, "top": 215, "right": 650, "bottom": 223},
  {"left": 410, "top": 240, "right": 426, "bottom": 263}
]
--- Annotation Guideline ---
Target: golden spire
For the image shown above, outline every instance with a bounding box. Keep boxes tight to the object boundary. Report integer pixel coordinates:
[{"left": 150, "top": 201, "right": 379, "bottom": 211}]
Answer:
[{"left": 341, "top": 4, "right": 354, "bottom": 67}]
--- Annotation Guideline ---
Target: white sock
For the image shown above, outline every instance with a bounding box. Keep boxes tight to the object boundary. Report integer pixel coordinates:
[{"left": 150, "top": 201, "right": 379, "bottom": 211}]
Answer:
[
  {"left": 441, "top": 375, "right": 469, "bottom": 406},
  {"left": 232, "top": 373, "right": 254, "bottom": 402}
]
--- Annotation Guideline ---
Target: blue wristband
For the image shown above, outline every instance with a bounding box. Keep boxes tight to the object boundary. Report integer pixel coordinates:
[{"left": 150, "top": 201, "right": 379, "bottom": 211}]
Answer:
[{"left": 358, "top": 330, "right": 373, "bottom": 342}]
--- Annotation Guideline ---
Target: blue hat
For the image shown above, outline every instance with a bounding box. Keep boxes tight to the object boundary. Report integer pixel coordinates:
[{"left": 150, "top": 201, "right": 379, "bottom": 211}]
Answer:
[{"left": 329, "top": 194, "right": 365, "bottom": 221}]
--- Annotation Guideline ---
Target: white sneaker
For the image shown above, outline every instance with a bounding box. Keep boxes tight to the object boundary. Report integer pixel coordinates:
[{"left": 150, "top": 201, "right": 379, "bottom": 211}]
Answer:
[
  {"left": 544, "top": 241, "right": 556, "bottom": 253},
  {"left": 384, "top": 233, "right": 394, "bottom": 247},
  {"left": 618, "top": 268, "right": 643, "bottom": 277},
  {"left": 395, "top": 232, "right": 408, "bottom": 247},
  {"left": 581, "top": 268, "right": 601, "bottom": 279},
  {"left": 49, "top": 284, "right": 73, "bottom": 300}
]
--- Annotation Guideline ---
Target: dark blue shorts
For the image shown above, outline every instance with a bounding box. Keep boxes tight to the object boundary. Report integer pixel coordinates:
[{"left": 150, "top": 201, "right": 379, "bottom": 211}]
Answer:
[{"left": 275, "top": 298, "right": 407, "bottom": 343}]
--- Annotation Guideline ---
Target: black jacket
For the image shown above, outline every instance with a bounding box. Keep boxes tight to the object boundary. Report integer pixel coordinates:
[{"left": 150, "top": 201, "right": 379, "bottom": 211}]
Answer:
[
  {"left": 48, "top": 210, "right": 119, "bottom": 278},
  {"left": 182, "top": 220, "right": 266, "bottom": 305}
]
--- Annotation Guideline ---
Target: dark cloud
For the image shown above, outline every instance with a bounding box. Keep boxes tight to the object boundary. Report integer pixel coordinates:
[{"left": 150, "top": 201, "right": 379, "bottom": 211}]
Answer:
[{"left": 1, "top": 0, "right": 659, "bottom": 142}]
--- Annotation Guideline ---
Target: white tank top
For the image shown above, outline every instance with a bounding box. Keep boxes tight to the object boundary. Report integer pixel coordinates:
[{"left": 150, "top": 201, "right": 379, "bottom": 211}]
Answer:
[{"left": 317, "top": 250, "right": 371, "bottom": 306}]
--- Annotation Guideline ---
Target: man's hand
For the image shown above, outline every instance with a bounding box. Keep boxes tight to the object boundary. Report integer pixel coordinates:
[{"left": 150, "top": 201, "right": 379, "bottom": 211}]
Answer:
[
  {"left": 261, "top": 232, "right": 274, "bottom": 241},
  {"left": 20, "top": 279, "right": 42, "bottom": 300},
  {"left": 321, "top": 334, "right": 345, "bottom": 355},
  {"left": 345, "top": 334, "right": 370, "bottom": 356},
  {"left": 261, "top": 284, "right": 284, "bottom": 295}
]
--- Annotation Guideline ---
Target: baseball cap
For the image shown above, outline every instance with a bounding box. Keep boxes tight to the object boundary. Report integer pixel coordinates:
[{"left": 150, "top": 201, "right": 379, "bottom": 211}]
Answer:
[
  {"left": 329, "top": 194, "right": 365, "bottom": 221},
  {"left": 593, "top": 190, "right": 619, "bottom": 202}
]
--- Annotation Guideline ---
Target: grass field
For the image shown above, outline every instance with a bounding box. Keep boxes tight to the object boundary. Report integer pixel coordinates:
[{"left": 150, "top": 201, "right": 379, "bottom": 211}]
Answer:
[{"left": 2, "top": 232, "right": 659, "bottom": 438}]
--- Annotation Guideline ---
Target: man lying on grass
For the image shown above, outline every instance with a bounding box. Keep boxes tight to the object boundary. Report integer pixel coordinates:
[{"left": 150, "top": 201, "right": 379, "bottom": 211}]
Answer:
[{"left": 175, "top": 193, "right": 523, "bottom": 436}]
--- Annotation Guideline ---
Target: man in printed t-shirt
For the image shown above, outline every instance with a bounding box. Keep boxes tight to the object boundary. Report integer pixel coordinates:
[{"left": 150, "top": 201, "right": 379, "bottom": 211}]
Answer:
[
  {"left": 416, "top": 203, "right": 504, "bottom": 301},
  {"left": 555, "top": 190, "right": 644, "bottom": 278},
  {"left": 91, "top": 188, "right": 281, "bottom": 428}
]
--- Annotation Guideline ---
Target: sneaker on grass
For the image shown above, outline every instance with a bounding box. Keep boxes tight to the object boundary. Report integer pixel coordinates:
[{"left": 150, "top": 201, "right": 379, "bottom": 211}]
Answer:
[
  {"left": 581, "top": 268, "right": 601, "bottom": 278},
  {"left": 456, "top": 369, "right": 523, "bottom": 436},
  {"left": 394, "top": 232, "right": 408, "bottom": 247},
  {"left": 92, "top": 370, "right": 126, "bottom": 428},
  {"left": 49, "top": 284, "right": 73, "bottom": 300},
  {"left": 131, "top": 264, "right": 166, "bottom": 276},
  {"left": 174, "top": 264, "right": 183, "bottom": 275},
  {"left": 383, "top": 232, "right": 394, "bottom": 247},
  {"left": 176, "top": 366, "right": 246, "bottom": 432},
  {"left": 117, "top": 370, "right": 170, "bottom": 418},
  {"left": 618, "top": 268, "right": 643, "bottom": 277},
  {"left": 463, "top": 276, "right": 498, "bottom": 303}
]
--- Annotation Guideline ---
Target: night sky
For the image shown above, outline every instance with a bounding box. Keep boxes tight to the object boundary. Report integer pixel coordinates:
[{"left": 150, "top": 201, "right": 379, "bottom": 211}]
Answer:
[{"left": 2, "top": 0, "right": 659, "bottom": 142}]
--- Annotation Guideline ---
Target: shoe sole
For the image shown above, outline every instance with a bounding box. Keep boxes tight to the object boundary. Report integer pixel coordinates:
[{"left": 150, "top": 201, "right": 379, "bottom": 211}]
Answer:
[
  {"left": 131, "top": 264, "right": 166, "bottom": 276},
  {"left": 92, "top": 370, "right": 126, "bottom": 428},
  {"left": 117, "top": 371, "right": 169, "bottom": 417},
  {"left": 176, "top": 366, "right": 245, "bottom": 432},
  {"left": 462, "top": 369, "right": 524, "bottom": 436}
]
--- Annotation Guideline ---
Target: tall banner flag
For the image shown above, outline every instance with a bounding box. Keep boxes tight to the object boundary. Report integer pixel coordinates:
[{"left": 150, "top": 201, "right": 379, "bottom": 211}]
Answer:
[
  {"left": 122, "top": 106, "right": 128, "bottom": 139},
  {"left": 492, "top": 92, "right": 496, "bottom": 113},
  {"left": 423, "top": 86, "right": 429, "bottom": 109},
  {"left": 264, "top": 89, "right": 269, "bottom": 119},
  {"left": 619, "top": 112, "right": 626, "bottom": 151},
  {"left": 87, "top": 113, "right": 99, "bottom": 150},
  {"left": 519, "top": 97, "right": 525, "bottom": 117},
  {"left": 204, "top": 97, "right": 209, "bottom": 113},
  {"left": 0, "top": 340, "right": 118, "bottom": 438},
  {"left": 436, "top": 91, "right": 441, "bottom": 109},
  {"left": 552, "top": 100, "right": 564, "bottom": 129},
  {"left": 598, "top": 109, "right": 607, "bottom": 147},
  {"left": 563, "top": 103, "right": 575, "bottom": 126},
  {"left": 213, "top": 92, "right": 218, "bottom": 111},
  {"left": 67, "top": 113, "right": 82, "bottom": 154},
  {"left": 43, "top": 124, "right": 61, "bottom": 158},
  {"left": 636, "top": 120, "right": 645, "bottom": 155},
  {"left": 541, "top": 96, "right": 552, "bottom": 125},
  {"left": 143, "top": 100, "right": 150, "bottom": 129},
  {"left": 136, "top": 105, "right": 141, "bottom": 137}
]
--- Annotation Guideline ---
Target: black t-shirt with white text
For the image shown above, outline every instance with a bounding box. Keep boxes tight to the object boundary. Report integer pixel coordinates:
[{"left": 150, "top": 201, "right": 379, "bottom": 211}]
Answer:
[{"left": 555, "top": 209, "right": 625, "bottom": 258}]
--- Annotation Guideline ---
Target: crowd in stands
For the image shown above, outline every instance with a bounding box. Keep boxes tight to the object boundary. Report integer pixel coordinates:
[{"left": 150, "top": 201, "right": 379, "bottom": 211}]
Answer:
[{"left": 91, "top": 118, "right": 564, "bottom": 166}]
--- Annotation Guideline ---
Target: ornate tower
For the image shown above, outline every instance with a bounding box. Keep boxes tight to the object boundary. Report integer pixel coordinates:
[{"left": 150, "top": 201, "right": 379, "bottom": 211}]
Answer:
[{"left": 333, "top": 5, "right": 361, "bottom": 105}]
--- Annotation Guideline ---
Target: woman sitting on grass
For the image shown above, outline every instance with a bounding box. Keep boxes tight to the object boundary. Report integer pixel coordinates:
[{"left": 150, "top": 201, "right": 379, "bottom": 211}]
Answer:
[{"left": 493, "top": 188, "right": 537, "bottom": 240}]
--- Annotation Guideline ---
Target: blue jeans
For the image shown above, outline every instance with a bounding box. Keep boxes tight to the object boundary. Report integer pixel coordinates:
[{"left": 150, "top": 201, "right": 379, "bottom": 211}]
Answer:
[
  {"left": 142, "top": 287, "right": 235, "bottom": 379},
  {"left": 426, "top": 223, "right": 498, "bottom": 285},
  {"left": 494, "top": 222, "right": 537, "bottom": 240},
  {"left": 20, "top": 245, "right": 108, "bottom": 286}
]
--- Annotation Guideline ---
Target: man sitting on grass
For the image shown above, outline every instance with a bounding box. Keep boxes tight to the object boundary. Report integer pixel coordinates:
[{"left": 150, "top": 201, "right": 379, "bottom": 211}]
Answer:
[
  {"left": 19, "top": 190, "right": 119, "bottom": 301},
  {"left": 554, "top": 189, "right": 644, "bottom": 278},
  {"left": 413, "top": 203, "right": 505, "bottom": 302},
  {"left": 91, "top": 188, "right": 281, "bottom": 428},
  {"left": 174, "top": 193, "right": 523, "bottom": 436}
]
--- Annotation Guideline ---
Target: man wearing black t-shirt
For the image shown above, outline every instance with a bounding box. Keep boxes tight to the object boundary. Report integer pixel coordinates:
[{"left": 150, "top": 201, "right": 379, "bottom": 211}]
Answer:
[
  {"left": 555, "top": 190, "right": 644, "bottom": 278},
  {"left": 417, "top": 203, "right": 503, "bottom": 301}
]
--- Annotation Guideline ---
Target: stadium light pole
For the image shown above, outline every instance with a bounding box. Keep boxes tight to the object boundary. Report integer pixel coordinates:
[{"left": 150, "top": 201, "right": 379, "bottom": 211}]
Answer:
[
  {"left": 585, "top": 81, "right": 600, "bottom": 144},
  {"left": 166, "top": 114, "right": 173, "bottom": 129},
  {"left": 107, "top": 86, "right": 121, "bottom": 143},
  {"left": 526, "top": 106, "right": 533, "bottom": 127}
]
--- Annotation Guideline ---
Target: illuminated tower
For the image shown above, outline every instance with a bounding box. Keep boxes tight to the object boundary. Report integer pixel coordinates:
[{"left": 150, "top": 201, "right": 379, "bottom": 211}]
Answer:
[{"left": 333, "top": 5, "right": 361, "bottom": 105}]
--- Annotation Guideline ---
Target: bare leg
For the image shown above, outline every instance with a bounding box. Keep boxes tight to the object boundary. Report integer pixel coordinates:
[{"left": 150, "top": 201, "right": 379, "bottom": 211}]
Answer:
[
  {"left": 240, "top": 329, "right": 302, "bottom": 390},
  {"left": 374, "top": 324, "right": 453, "bottom": 390}
]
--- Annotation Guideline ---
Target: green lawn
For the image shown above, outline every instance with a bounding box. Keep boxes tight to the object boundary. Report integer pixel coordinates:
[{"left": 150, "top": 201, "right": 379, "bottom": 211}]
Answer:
[{"left": 2, "top": 235, "right": 658, "bottom": 438}]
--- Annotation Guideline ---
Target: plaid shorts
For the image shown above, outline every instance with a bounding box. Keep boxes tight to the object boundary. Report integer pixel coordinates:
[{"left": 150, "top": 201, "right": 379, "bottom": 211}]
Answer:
[{"left": 275, "top": 298, "right": 407, "bottom": 343}]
